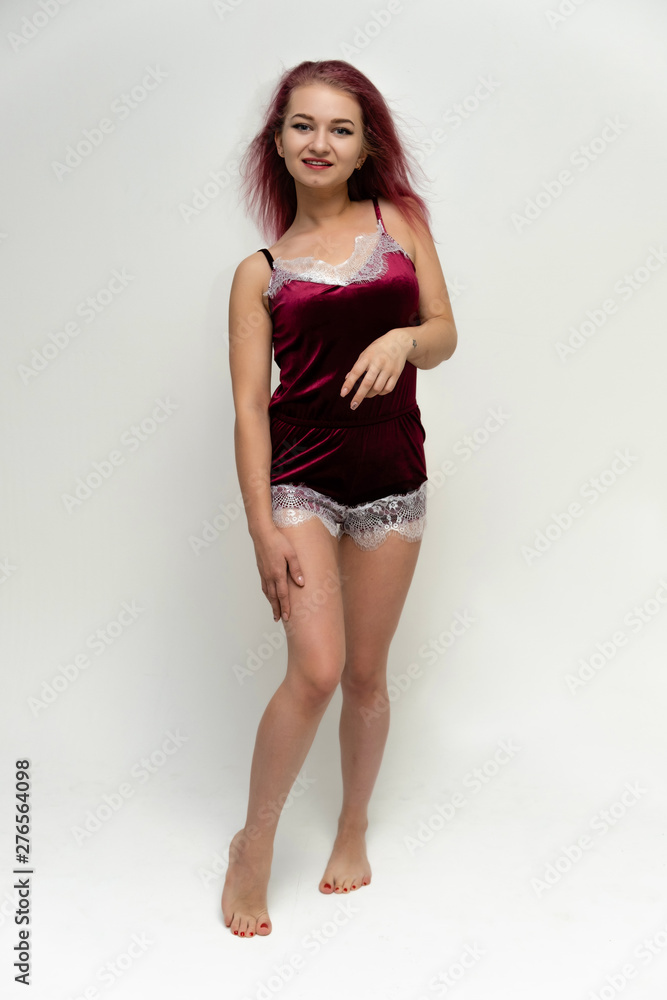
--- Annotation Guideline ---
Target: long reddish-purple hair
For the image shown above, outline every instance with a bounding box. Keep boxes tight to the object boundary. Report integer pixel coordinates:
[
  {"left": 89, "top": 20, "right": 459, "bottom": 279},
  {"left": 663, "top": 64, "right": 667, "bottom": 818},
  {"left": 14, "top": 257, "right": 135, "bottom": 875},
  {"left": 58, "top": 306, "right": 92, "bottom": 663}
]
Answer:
[{"left": 239, "top": 60, "right": 433, "bottom": 244}]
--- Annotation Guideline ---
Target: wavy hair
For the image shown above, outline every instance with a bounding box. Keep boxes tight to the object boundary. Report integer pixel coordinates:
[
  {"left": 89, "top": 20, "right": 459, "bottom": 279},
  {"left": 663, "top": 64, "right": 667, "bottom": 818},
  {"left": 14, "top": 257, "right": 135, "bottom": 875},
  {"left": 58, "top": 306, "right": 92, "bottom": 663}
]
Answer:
[{"left": 239, "top": 60, "right": 433, "bottom": 244}]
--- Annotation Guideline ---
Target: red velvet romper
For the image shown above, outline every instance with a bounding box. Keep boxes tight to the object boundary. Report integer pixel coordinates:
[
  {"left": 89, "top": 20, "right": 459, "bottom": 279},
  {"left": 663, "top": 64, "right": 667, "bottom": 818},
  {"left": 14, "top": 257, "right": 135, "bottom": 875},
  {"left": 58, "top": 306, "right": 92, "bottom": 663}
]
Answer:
[{"left": 258, "top": 196, "right": 428, "bottom": 548}]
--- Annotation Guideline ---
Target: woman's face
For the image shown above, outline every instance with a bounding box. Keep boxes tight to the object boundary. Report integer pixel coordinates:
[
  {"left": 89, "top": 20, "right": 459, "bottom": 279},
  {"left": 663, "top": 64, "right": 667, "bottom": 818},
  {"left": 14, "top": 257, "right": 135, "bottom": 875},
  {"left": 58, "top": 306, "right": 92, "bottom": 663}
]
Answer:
[{"left": 276, "top": 83, "right": 366, "bottom": 188}]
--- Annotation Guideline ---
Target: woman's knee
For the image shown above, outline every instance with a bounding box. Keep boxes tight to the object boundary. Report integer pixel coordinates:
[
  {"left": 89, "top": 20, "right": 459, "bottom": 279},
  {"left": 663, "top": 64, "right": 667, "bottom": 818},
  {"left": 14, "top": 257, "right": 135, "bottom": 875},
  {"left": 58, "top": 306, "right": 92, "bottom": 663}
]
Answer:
[
  {"left": 286, "top": 653, "right": 344, "bottom": 706},
  {"left": 340, "top": 654, "right": 389, "bottom": 699}
]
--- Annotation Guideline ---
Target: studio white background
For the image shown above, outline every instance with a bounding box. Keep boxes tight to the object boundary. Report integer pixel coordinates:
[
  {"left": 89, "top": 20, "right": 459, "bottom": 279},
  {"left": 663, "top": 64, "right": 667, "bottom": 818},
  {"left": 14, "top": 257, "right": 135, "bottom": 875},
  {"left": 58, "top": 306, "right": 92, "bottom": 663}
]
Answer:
[{"left": 2, "top": 1, "right": 666, "bottom": 998}]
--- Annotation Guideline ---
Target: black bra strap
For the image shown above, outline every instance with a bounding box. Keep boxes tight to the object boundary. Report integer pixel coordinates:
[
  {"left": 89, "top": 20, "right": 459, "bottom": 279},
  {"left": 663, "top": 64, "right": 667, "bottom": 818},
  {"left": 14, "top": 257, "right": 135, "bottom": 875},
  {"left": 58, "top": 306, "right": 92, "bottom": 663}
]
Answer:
[{"left": 258, "top": 248, "right": 274, "bottom": 269}]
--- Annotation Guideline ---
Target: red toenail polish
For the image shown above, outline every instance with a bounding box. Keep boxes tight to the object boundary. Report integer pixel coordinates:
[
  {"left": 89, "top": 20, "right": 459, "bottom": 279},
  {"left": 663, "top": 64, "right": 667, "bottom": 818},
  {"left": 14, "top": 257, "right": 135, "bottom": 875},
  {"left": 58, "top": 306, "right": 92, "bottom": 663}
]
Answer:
[
  {"left": 261, "top": 923, "right": 268, "bottom": 928},
  {"left": 234, "top": 930, "right": 238, "bottom": 935},
  {"left": 249, "top": 932, "right": 253, "bottom": 936},
  {"left": 324, "top": 883, "right": 331, "bottom": 889}
]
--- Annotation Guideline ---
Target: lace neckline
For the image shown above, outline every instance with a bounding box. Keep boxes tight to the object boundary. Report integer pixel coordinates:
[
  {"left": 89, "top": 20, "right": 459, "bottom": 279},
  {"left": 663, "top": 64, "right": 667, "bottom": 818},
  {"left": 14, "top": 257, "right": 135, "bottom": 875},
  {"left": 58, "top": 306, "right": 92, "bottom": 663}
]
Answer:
[
  {"left": 273, "top": 218, "right": 383, "bottom": 270},
  {"left": 265, "top": 223, "right": 412, "bottom": 298}
]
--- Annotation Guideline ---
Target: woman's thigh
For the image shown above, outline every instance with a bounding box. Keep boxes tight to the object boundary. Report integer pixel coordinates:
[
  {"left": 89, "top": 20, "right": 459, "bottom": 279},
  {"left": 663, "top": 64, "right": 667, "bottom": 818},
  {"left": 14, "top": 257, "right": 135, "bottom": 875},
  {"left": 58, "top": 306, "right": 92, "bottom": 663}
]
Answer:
[
  {"left": 339, "top": 532, "right": 422, "bottom": 684},
  {"left": 274, "top": 515, "right": 346, "bottom": 696}
]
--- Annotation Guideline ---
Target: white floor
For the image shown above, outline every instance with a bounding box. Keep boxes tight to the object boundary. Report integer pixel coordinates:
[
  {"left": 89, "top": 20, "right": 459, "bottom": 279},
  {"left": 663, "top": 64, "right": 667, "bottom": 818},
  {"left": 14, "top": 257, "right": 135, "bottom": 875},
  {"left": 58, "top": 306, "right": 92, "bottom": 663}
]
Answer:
[{"left": 4, "top": 669, "right": 666, "bottom": 1000}]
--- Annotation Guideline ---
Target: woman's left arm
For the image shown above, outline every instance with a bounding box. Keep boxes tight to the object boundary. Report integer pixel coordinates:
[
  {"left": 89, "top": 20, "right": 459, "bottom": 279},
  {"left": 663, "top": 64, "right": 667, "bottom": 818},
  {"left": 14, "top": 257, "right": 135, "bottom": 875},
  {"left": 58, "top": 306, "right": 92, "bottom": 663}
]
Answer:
[
  {"left": 401, "top": 217, "right": 458, "bottom": 370},
  {"left": 340, "top": 214, "right": 458, "bottom": 408}
]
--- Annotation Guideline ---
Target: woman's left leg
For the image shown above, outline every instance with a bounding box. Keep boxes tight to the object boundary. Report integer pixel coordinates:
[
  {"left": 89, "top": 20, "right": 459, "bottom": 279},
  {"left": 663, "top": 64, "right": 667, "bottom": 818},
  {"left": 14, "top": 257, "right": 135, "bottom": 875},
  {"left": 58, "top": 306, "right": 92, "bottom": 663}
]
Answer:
[{"left": 319, "top": 531, "right": 422, "bottom": 893}]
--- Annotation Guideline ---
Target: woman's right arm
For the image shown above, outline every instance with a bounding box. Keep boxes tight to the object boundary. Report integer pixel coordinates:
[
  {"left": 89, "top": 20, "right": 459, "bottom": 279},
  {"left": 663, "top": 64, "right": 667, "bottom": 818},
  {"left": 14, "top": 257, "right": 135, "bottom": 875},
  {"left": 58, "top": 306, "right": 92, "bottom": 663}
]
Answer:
[{"left": 228, "top": 254, "right": 305, "bottom": 622}]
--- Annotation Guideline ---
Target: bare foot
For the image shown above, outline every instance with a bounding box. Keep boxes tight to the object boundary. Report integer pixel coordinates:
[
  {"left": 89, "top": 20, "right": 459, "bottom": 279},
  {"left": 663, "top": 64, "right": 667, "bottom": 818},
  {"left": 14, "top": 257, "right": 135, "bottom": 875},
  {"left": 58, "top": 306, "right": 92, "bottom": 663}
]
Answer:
[
  {"left": 319, "top": 822, "right": 371, "bottom": 894},
  {"left": 221, "top": 829, "right": 273, "bottom": 936}
]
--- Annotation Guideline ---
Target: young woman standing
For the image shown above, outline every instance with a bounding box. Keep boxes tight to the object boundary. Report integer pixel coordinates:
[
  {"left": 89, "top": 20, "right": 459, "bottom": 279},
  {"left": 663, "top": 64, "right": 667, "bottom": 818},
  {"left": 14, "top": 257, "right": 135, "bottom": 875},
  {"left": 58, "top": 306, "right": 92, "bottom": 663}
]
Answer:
[{"left": 223, "top": 59, "right": 457, "bottom": 937}]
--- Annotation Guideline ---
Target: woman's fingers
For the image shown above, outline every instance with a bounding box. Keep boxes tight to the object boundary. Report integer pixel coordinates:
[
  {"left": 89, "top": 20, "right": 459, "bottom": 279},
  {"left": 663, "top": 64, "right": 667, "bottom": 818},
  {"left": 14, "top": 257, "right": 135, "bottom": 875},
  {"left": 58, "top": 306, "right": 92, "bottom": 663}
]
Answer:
[
  {"left": 261, "top": 549, "right": 305, "bottom": 622},
  {"left": 340, "top": 355, "right": 403, "bottom": 408},
  {"left": 287, "top": 554, "right": 305, "bottom": 588}
]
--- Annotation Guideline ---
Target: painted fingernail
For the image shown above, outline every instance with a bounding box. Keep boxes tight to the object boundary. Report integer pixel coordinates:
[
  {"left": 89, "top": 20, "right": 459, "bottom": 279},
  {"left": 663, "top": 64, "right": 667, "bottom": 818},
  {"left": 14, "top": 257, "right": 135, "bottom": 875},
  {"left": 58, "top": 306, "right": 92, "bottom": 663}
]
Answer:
[{"left": 350, "top": 401, "right": 358, "bottom": 409}]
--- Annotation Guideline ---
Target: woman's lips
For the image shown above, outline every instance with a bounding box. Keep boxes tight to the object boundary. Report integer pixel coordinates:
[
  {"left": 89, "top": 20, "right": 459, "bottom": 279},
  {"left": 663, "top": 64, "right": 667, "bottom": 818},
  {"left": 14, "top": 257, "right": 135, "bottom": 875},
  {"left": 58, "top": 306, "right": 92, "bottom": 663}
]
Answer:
[{"left": 303, "top": 160, "right": 332, "bottom": 170}]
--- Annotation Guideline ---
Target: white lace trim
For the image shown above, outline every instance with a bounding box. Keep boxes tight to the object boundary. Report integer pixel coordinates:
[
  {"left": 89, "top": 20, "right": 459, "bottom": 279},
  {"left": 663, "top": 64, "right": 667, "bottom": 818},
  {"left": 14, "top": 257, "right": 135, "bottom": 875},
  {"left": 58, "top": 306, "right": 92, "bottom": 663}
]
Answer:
[
  {"left": 266, "top": 221, "right": 411, "bottom": 297},
  {"left": 270, "top": 482, "right": 427, "bottom": 550}
]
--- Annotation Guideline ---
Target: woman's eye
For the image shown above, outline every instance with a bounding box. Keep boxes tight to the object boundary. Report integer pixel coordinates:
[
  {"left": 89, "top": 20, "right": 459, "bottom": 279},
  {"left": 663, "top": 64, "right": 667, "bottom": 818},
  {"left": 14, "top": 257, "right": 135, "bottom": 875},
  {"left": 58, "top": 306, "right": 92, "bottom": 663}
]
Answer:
[{"left": 291, "top": 124, "right": 352, "bottom": 135}]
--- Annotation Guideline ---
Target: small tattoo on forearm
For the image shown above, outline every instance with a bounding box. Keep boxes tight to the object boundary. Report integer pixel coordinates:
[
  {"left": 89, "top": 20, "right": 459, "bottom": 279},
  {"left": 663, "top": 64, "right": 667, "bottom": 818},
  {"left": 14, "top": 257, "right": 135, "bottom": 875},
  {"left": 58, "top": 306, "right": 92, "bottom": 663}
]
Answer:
[{"left": 412, "top": 338, "right": 417, "bottom": 348}]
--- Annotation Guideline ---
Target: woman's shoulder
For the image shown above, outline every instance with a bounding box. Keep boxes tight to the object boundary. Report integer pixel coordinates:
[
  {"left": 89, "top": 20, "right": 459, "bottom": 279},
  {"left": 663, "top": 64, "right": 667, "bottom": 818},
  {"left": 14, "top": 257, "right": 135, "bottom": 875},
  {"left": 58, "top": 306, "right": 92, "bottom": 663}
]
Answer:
[
  {"left": 377, "top": 194, "right": 429, "bottom": 232},
  {"left": 376, "top": 195, "right": 428, "bottom": 260},
  {"left": 234, "top": 249, "right": 273, "bottom": 280},
  {"left": 230, "top": 251, "right": 274, "bottom": 313}
]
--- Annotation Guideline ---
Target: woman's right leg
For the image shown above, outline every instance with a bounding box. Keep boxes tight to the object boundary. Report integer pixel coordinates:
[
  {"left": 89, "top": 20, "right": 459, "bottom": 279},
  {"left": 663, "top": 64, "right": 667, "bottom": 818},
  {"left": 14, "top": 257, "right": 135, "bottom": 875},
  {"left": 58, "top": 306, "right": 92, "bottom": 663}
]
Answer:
[{"left": 222, "top": 515, "right": 345, "bottom": 937}]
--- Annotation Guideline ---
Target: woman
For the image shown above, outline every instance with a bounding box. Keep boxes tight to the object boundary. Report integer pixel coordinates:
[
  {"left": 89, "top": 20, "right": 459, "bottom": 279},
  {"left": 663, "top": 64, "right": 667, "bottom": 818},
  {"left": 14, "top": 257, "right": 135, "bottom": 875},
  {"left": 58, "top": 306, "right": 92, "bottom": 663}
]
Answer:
[{"left": 223, "top": 59, "right": 457, "bottom": 938}]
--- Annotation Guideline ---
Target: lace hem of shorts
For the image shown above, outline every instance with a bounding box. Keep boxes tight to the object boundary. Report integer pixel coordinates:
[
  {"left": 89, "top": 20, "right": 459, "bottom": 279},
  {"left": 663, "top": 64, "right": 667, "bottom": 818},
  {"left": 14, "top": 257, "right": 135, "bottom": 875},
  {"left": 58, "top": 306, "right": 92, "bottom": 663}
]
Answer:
[
  {"left": 267, "top": 223, "right": 410, "bottom": 297},
  {"left": 270, "top": 482, "right": 427, "bottom": 551}
]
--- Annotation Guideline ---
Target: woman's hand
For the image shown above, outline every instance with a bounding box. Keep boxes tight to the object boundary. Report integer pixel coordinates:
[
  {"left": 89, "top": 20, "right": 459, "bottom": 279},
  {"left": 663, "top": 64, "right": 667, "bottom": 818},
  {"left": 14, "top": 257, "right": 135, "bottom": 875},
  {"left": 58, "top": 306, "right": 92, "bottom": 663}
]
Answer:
[
  {"left": 340, "top": 328, "right": 416, "bottom": 409},
  {"left": 252, "top": 526, "right": 305, "bottom": 622}
]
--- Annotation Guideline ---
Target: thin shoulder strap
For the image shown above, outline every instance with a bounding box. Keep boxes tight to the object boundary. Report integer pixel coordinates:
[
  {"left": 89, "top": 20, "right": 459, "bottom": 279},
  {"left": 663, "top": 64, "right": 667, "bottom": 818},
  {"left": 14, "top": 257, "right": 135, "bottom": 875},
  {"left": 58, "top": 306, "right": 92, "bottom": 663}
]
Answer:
[
  {"left": 371, "top": 195, "right": 387, "bottom": 234},
  {"left": 258, "top": 248, "right": 274, "bottom": 269}
]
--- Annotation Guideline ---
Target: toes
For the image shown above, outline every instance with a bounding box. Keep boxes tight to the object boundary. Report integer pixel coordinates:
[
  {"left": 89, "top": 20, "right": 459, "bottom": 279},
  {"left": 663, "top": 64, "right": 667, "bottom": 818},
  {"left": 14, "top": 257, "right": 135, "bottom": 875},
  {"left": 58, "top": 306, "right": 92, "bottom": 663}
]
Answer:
[
  {"left": 231, "top": 912, "right": 271, "bottom": 937},
  {"left": 319, "top": 877, "right": 334, "bottom": 894}
]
